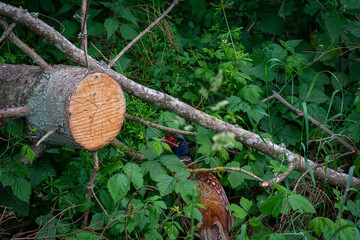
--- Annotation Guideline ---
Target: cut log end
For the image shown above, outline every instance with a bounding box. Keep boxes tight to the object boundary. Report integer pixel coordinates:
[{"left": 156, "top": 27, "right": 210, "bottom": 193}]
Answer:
[{"left": 68, "top": 72, "right": 126, "bottom": 151}]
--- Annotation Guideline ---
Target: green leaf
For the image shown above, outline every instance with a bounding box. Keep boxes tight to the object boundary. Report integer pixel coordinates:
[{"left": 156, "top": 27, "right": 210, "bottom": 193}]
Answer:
[
  {"left": 124, "top": 163, "right": 144, "bottom": 188},
  {"left": 104, "top": 18, "right": 119, "bottom": 39},
  {"left": 141, "top": 161, "right": 168, "bottom": 181},
  {"left": 26, "top": 148, "right": 36, "bottom": 164},
  {"left": 88, "top": 21, "right": 104, "bottom": 37},
  {"left": 73, "top": 231, "right": 100, "bottom": 240},
  {"left": 308, "top": 217, "right": 336, "bottom": 236},
  {"left": 107, "top": 173, "right": 130, "bottom": 202},
  {"left": 12, "top": 177, "right": 31, "bottom": 203},
  {"left": 347, "top": 199, "right": 360, "bottom": 217},
  {"left": 119, "top": 25, "right": 138, "bottom": 40},
  {"left": 119, "top": 7, "right": 138, "bottom": 26},
  {"left": 227, "top": 96, "right": 249, "bottom": 112},
  {"left": 347, "top": 111, "right": 360, "bottom": 141},
  {"left": 288, "top": 194, "right": 316, "bottom": 213},
  {"left": 76, "top": 198, "right": 92, "bottom": 213},
  {"left": 160, "top": 155, "right": 187, "bottom": 172},
  {"left": 155, "top": 174, "right": 175, "bottom": 195},
  {"left": 239, "top": 84, "right": 263, "bottom": 104},
  {"left": 99, "top": 190, "right": 113, "bottom": 211},
  {"left": 61, "top": 20, "right": 78, "bottom": 39},
  {"left": 227, "top": 204, "right": 247, "bottom": 219},
  {"left": 260, "top": 194, "right": 285, "bottom": 216},
  {"left": 183, "top": 92, "right": 199, "bottom": 101},
  {"left": 240, "top": 197, "right": 253, "bottom": 212},
  {"left": 257, "top": 16, "right": 285, "bottom": 35},
  {"left": 90, "top": 213, "right": 106, "bottom": 228},
  {"left": 145, "top": 229, "right": 163, "bottom": 240},
  {"left": 325, "top": 14, "right": 348, "bottom": 43}
]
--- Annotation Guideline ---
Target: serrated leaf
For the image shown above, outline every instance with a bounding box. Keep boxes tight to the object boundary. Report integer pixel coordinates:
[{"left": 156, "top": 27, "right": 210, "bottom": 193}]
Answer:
[
  {"left": 309, "top": 217, "right": 336, "bottom": 236},
  {"left": 26, "top": 148, "right": 36, "bottom": 164},
  {"left": 347, "top": 111, "right": 360, "bottom": 141},
  {"left": 160, "top": 155, "right": 187, "bottom": 172},
  {"left": 239, "top": 85, "right": 263, "bottom": 104},
  {"left": 124, "top": 163, "right": 144, "bottom": 188},
  {"left": 278, "top": 125, "right": 301, "bottom": 146},
  {"left": 347, "top": 199, "right": 360, "bottom": 217},
  {"left": 331, "top": 71, "right": 348, "bottom": 90},
  {"left": 119, "top": 7, "right": 138, "bottom": 26},
  {"left": 12, "top": 177, "right": 31, "bottom": 203},
  {"left": 104, "top": 18, "right": 119, "bottom": 39},
  {"left": 61, "top": 20, "right": 78, "bottom": 39},
  {"left": 288, "top": 194, "right": 316, "bottom": 213},
  {"left": 141, "top": 161, "right": 168, "bottom": 181},
  {"left": 240, "top": 197, "right": 253, "bottom": 212},
  {"left": 152, "top": 141, "right": 163, "bottom": 156},
  {"left": 119, "top": 25, "right": 138, "bottom": 40},
  {"left": 227, "top": 204, "right": 247, "bottom": 219},
  {"left": 260, "top": 194, "right": 285, "bottom": 216},
  {"left": 325, "top": 14, "right": 347, "bottom": 43},
  {"left": 227, "top": 96, "right": 249, "bottom": 112},
  {"left": 155, "top": 174, "right": 174, "bottom": 195},
  {"left": 107, "top": 173, "right": 130, "bottom": 202},
  {"left": 183, "top": 92, "right": 199, "bottom": 101},
  {"left": 90, "top": 213, "right": 106, "bottom": 228}
]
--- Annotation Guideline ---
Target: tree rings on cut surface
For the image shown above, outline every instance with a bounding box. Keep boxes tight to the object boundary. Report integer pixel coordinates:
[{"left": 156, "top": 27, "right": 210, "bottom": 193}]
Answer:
[{"left": 68, "top": 72, "right": 126, "bottom": 151}]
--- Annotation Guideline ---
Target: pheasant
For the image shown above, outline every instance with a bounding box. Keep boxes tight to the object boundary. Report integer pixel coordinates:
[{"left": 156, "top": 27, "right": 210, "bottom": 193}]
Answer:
[{"left": 164, "top": 133, "right": 233, "bottom": 240}]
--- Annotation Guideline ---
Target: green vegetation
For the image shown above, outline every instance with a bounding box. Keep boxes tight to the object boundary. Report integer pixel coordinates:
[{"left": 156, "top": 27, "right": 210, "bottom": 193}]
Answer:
[{"left": 1, "top": 0, "right": 360, "bottom": 239}]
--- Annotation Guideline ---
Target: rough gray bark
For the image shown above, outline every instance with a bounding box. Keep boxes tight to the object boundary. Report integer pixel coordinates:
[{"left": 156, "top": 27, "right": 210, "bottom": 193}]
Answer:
[{"left": 0, "top": 2, "right": 358, "bottom": 187}]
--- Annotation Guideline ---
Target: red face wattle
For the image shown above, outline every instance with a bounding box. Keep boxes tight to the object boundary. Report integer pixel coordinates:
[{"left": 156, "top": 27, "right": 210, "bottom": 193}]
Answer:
[{"left": 165, "top": 133, "right": 177, "bottom": 149}]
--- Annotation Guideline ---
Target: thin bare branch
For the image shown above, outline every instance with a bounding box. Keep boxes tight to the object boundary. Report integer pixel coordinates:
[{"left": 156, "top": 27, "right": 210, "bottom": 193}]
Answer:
[
  {"left": 111, "top": 138, "right": 146, "bottom": 162},
  {"left": 0, "top": 19, "right": 53, "bottom": 71},
  {"left": 125, "top": 114, "right": 197, "bottom": 136},
  {"left": 107, "top": 0, "right": 180, "bottom": 68},
  {"left": 0, "top": 20, "right": 16, "bottom": 44},
  {"left": 36, "top": 128, "right": 56, "bottom": 147},
  {"left": 267, "top": 91, "right": 359, "bottom": 154},
  {"left": 80, "top": 0, "right": 89, "bottom": 67},
  {"left": 0, "top": 106, "right": 33, "bottom": 119}
]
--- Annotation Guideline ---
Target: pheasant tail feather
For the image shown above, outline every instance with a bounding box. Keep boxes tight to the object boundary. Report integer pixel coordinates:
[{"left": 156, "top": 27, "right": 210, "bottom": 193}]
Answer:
[{"left": 200, "top": 220, "right": 229, "bottom": 240}]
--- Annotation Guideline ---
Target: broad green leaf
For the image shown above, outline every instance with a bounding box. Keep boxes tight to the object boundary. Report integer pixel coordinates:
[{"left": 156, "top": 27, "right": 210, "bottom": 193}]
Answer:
[
  {"left": 347, "top": 111, "right": 360, "bottom": 141},
  {"left": 145, "top": 229, "right": 163, "bottom": 240},
  {"left": 183, "top": 92, "right": 199, "bottom": 101},
  {"left": 347, "top": 199, "right": 360, "bottom": 217},
  {"left": 156, "top": 174, "right": 174, "bottom": 195},
  {"left": 107, "top": 173, "right": 130, "bottom": 202},
  {"left": 99, "top": 190, "right": 113, "bottom": 211},
  {"left": 257, "top": 16, "right": 285, "bottom": 35},
  {"left": 12, "top": 177, "right": 31, "bottom": 203},
  {"left": 119, "top": 25, "right": 138, "bottom": 40},
  {"left": 90, "top": 213, "right": 106, "bottom": 228},
  {"left": 119, "top": 7, "right": 138, "bottom": 26},
  {"left": 160, "top": 155, "right": 187, "bottom": 172},
  {"left": 141, "top": 161, "right": 168, "bottom": 181},
  {"left": 124, "top": 163, "right": 144, "bottom": 188},
  {"left": 227, "top": 204, "right": 247, "bottom": 219},
  {"left": 260, "top": 194, "right": 285, "bottom": 216},
  {"left": 288, "top": 194, "right": 316, "bottom": 213},
  {"left": 104, "top": 18, "right": 119, "bottom": 39},
  {"left": 240, "top": 197, "right": 253, "bottom": 212},
  {"left": 239, "top": 85, "right": 263, "bottom": 104},
  {"left": 61, "top": 20, "right": 78, "bottom": 39},
  {"left": 73, "top": 231, "right": 100, "bottom": 240},
  {"left": 309, "top": 217, "right": 336, "bottom": 236},
  {"left": 325, "top": 14, "right": 348, "bottom": 43}
]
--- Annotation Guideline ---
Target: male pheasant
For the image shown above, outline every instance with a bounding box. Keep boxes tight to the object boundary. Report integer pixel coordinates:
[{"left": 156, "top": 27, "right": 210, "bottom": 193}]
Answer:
[{"left": 165, "top": 133, "right": 233, "bottom": 240}]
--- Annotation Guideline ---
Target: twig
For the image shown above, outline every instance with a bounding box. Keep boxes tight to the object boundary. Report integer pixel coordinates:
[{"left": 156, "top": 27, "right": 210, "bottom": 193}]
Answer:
[
  {"left": 18, "top": 144, "right": 48, "bottom": 165},
  {"left": 0, "top": 19, "right": 53, "bottom": 71},
  {"left": 80, "top": 0, "right": 89, "bottom": 67},
  {"left": 0, "top": 21, "right": 16, "bottom": 43},
  {"left": 0, "top": 106, "right": 33, "bottom": 119},
  {"left": 111, "top": 138, "right": 146, "bottom": 162},
  {"left": 267, "top": 91, "right": 359, "bottom": 154},
  {"left": 187, "top": 167, "right": 265, "bottom": 183},
  {"left": 125, "top": 114, "right": 197, "bottom": 136},
  {"left": 265, "top": 163, "right": 296, "bottom": 187},
  {"left": 107, "top": 0, "right": 180, "bottom": 68},
  {"left": 36, "top": 128, "right": 56, "bottom": 147},
  {"left": 83, "top": 151, "right": 99, "bottom": 227}
]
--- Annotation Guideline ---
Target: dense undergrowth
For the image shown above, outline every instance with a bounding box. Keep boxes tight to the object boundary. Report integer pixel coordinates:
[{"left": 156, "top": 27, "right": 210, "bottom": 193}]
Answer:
[{"left": 1, "top": 0, "right": 360, "bottom": 239}]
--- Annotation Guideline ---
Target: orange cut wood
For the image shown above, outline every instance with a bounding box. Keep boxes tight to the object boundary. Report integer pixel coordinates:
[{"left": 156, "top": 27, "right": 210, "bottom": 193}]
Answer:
[{"left": 68, "top": 72, "right": 126, "bottom": 151}]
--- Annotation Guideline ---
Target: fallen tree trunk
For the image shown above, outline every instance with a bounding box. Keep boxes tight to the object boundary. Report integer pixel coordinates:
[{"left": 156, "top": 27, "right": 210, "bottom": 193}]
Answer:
[
  {"left": 0, "top": 2, "right": 358, "bottom": 188},
  {"left": 0, "top": 64, "right": 126, "bottom": 151}
]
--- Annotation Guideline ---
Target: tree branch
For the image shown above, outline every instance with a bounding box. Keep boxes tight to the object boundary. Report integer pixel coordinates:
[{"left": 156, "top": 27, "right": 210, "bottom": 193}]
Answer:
[
  {"left": 125, "top": 114, "right": 197, "bottom": 136},
  {"left": 0, "top": 2, "right": 358, "bottom": 188},
  {"left": 107, "top": 0, "right": 180, "bottom": 68},
  {"left": 265, "top": 91, "right": 359, "bottom": 154},
  {"left": 0, "top": 106, "right": 33, "bottom": 119},
  {"left": 0, "top": 18, "right": 53, "bottom": 71}
]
